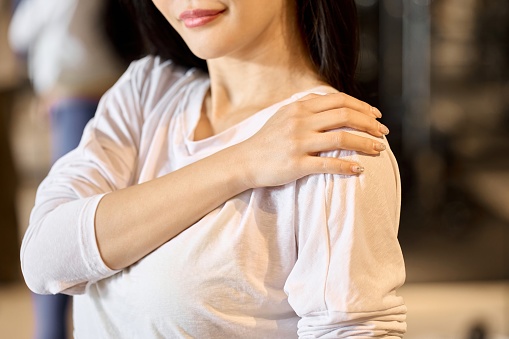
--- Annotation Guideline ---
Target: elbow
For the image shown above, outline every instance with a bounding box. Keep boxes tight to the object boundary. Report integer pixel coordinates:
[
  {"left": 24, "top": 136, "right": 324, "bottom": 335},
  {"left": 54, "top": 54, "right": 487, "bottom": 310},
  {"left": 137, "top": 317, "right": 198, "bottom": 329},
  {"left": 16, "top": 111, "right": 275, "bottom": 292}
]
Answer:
[
  {"left": 21, "top": 197, "right": 110, "bottom": 296},
  {"left": 20, "top": 224, "right": 76, "bottom": 295},
  {"left": 21, "top": 209, "right": 95, "bottom": 296},
  {"left": 21, "top": 262, "right": 51, "bottom": 295},
  {"left": 21, "top": 238, "right": 56, "bottom": 295},
  {"left": 21, "top": 242, "right": 82, "bottom": 295},
  {"left": 22, "top": 275, "right": 53, "bottom": 296}
]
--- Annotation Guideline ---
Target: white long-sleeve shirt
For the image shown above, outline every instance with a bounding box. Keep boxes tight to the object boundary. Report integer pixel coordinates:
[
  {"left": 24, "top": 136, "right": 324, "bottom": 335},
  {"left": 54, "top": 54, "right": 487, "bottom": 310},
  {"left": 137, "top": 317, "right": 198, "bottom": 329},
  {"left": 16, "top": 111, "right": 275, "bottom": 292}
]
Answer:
[{"left": 22, "top": 56, "right": 407, "bottom": 338}]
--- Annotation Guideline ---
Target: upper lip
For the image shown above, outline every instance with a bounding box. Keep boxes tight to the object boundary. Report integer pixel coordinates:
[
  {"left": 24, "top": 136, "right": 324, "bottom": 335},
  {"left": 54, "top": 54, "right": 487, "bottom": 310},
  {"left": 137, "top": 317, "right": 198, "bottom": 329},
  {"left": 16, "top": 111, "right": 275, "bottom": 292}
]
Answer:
[{"left": 179, "top": 9, "right": 225, "bottom": 20}]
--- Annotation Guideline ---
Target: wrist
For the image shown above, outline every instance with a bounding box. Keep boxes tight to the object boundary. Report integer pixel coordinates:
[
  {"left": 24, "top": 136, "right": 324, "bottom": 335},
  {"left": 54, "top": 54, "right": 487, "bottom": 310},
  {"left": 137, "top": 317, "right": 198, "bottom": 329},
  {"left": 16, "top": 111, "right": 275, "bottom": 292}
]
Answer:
[{"left": 218, "top": 142, "right": 256, "bottom": 192}]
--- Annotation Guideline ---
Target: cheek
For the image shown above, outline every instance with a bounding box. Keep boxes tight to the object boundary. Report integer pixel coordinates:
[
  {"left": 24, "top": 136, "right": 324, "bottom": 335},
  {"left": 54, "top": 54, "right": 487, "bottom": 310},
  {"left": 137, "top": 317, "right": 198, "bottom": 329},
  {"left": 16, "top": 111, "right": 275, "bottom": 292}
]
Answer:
[
  {"left": 152, "top": 0, "right": 180, "bottom": 30},
  {"left": 151, "top": 0, "right": 168, "bottom": 16}
]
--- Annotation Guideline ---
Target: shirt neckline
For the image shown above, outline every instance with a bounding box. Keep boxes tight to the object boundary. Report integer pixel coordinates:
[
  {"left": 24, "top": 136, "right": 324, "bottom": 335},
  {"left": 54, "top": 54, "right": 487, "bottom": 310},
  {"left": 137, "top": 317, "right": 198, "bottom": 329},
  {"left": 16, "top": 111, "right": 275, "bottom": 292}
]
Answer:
[{"left": 181, "top": 82, "right": 337, "bottom": 154}]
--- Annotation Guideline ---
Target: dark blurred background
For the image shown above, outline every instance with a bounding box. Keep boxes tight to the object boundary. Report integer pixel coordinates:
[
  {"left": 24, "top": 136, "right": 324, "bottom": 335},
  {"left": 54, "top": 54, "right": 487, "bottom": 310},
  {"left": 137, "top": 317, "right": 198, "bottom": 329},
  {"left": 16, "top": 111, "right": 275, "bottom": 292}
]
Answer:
[
  {"left": 356, "top": 0, "right": 509, "bottom": 283},
  {"left": 1, "top": 0, "right": 508, "bottom": 338},
  {"left": 355, "top": 0, "right": 509, "bottom": 337}
]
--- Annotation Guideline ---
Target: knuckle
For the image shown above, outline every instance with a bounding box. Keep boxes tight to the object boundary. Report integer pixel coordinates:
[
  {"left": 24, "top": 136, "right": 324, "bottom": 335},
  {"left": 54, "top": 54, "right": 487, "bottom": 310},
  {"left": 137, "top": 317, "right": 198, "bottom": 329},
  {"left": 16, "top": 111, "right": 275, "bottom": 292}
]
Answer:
[
  {"left": 276, "top": 104, "right": 291, "bottom": 119},
  {"left": 285, "top": 103, "right": 307, "bottom": 118},
  {"left": 302, "top": 93, "right": 317, "bottom": 100},
  {"left": 278, "top": 103, "right": 290, "bottom": 112},
  {"left": 364, "top": 102, "right": 372, "bottom": 113},
  {"left": 333, "top": 131, "right": 346, "bottom": 146},
  {"left": 296, "top": 157, "right": 307, "bottom": 169},
  {"left": 367, "top": 139, "right": 378, "bottom": 152},
  {"left": 336, "top": 92, "right": 347, "bottom": 106},
  {"left": 285, "top": 118, "right": 301, "bottom": 132},
  {"left": 360, "top": 140, "right": 375, "bottom": 154},
  {"left": 287, "top": 155, "right": 302, "bottom": 172},
  {"left": 320, "top": 158, "right": 330, "bottom": 172},
  {"left": 322, "top": 158, "right": 348, "bottom": 174},
  {"left": 291, "top": 100, "right": 306, "bottom": 111},
  {"left": 371, "top": 120, "right": 380, "bottom": 132},
  {"left": 337, "top": 161, "right": 347, "bottom": 173},
  {"left": 337, "top": 108, "right": 349, "bottom": 123}
]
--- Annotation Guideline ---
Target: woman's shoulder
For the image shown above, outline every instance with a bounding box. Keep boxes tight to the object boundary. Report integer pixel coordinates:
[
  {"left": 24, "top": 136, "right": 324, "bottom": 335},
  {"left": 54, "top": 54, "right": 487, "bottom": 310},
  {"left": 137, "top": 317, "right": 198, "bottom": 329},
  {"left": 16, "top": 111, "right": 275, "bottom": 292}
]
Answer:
[
  {"left": 107, "top": 55, "right": 208, "bottom": 117},
  {"left": 122, "top": 55, "right": 205, "bottom": 93},
  {"left": 125, "top": 55, "right": 183, "bottom": 80}
]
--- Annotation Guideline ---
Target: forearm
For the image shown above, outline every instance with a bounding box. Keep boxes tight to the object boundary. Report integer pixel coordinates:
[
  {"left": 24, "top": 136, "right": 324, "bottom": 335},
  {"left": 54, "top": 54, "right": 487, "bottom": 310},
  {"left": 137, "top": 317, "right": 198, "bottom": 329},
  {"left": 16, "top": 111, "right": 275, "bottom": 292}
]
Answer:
[{"left": 95, "top": 144, "right": 250, "bottom": 270}]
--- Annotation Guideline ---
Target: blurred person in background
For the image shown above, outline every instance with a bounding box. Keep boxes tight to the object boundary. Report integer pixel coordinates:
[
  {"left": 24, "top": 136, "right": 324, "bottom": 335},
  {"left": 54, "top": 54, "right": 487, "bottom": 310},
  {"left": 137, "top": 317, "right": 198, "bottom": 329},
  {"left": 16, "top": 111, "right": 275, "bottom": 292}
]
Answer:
[{"left": 8, "top": 0, "right": 143, "bottom": 338}]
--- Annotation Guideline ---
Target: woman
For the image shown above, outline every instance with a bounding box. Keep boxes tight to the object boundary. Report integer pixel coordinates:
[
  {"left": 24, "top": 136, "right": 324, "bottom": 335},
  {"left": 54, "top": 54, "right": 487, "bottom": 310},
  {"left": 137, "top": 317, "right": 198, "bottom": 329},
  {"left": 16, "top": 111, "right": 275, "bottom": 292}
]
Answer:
[{"left": 22, "top": 0, "right": 406, "bottom": 337}]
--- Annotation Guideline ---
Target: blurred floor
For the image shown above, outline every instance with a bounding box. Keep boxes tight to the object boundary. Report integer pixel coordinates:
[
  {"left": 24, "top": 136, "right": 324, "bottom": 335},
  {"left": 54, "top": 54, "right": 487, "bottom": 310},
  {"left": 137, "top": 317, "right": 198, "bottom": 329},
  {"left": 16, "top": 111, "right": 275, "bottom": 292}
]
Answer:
[
  {"left": 402, "top": 282, "right": 509, "bottom": 339},
  {"left": 0, "top": 282, "right": 33, "bottom": 339},
  {"left": 0, "top": 90, "right": 508, "bottom": 339},
  {"left": 2, "top": 280, "right": 508, "bottom": 338}
]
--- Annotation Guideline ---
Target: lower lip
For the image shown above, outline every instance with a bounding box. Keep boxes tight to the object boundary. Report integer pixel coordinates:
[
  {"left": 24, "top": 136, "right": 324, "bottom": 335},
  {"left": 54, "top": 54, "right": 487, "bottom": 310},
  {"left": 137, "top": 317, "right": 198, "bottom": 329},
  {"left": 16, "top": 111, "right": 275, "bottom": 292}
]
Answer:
[{"left": 182, "top": 13, "right": 223, "bottom": 28}]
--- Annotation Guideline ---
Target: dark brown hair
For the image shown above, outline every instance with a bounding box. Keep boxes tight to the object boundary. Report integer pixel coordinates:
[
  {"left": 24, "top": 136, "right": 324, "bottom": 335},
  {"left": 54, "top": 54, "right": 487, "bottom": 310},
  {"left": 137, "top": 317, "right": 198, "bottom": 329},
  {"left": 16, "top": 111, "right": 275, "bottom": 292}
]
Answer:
[{"left": 123, "top": 0, "right": 359, "bottom": 94}]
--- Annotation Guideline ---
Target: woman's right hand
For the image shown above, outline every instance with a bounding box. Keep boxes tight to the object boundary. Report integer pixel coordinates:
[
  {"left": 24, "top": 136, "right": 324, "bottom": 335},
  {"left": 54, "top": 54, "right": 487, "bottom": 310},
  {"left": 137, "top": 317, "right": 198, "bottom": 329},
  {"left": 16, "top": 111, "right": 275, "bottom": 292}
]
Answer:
[{"left": 236, "top": 92, "right": 390, "bottom": 189}]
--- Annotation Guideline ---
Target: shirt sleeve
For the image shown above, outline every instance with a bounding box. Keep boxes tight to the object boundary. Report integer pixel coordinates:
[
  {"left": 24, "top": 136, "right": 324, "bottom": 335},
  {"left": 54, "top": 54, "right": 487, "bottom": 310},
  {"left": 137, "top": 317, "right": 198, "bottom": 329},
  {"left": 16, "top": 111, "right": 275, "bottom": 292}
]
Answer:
[
  {"left": 21, "top": 60, "right": 147, "bottom": 296},
  {"left": 284, "top": 131, "right": 407, "bottom": 338}
]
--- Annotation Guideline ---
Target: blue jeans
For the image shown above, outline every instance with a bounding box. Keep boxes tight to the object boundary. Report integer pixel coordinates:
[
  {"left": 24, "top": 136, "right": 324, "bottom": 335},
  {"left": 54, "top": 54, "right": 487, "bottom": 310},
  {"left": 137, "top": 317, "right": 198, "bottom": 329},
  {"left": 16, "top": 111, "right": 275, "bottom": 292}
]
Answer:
[
  {"left": 49, "top": 98, "right": 98, "bottom": 162},
  {"left": 32, "top": 98, "right": 97, "bottom": 339}
]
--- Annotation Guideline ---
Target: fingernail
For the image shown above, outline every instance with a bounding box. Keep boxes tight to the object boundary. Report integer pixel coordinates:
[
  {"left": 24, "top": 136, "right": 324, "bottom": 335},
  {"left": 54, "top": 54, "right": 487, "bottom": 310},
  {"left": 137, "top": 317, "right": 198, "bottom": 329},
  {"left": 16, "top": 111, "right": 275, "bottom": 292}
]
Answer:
[
  {"left": 374, "top": 142, "right": 386, "bottom": 151},
  {"left": 371, "top": 106, "right": 382, "bottom": 118},
  {"left": 352, "top": 165, "right": 365, "bottom": 174},
  {"left": 379, "top": 123, "right": 390, "bottom": 135}
]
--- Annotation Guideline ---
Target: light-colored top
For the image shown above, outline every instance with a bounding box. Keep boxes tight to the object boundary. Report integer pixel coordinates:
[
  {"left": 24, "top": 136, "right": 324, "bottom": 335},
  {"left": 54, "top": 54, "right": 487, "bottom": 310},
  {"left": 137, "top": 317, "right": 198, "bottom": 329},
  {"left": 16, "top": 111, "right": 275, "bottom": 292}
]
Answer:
[
  {"left": 23, "top": 56, "right": 407, "bottom": 338},
  {"left": 8, "top": 0, "right": 124, "bottom": 96}
]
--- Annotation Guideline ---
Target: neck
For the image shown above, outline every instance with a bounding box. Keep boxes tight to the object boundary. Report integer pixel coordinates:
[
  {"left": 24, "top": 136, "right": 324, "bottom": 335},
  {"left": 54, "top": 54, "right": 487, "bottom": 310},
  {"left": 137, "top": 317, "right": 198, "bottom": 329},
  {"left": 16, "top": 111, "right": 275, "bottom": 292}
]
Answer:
[
  {"left": 203, "top": 11, "right": 326, "bottom": 124},
  {"left": 207, "top": 55, "right": 322, "bottom": 117}
]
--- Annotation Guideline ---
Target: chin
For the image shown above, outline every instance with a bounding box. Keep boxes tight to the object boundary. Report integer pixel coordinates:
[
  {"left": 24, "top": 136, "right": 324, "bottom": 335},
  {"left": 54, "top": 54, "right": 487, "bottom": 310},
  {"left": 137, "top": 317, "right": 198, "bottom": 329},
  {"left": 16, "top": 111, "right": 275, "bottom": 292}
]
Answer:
[
  {"left": 188, "top": 48, "right": 219, "bottom": 60},
  {"left": 187, "top": 45, "right": 230, "bottom": 61},
  {"left": 182, "top": 33, "right": 240, "bottom": 61}
]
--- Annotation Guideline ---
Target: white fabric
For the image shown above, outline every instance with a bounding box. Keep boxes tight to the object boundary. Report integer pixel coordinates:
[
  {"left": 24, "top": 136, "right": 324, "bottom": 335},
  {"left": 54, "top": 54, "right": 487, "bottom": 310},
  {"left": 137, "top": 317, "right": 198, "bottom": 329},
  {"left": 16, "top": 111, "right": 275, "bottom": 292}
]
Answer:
[
  {"left": 22, "top": 56, "right": 407, "bottom": 338},
  {"left": 8, "top": 0, "right": 124, "bottom": 95}
]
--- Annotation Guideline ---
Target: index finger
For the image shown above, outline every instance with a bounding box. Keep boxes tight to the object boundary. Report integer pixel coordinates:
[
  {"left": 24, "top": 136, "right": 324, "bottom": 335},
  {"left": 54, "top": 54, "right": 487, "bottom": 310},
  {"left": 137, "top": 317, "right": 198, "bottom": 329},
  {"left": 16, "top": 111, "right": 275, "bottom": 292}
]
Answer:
[{"left": 301, "top": 92, "right": 382, "bottom": 118}]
